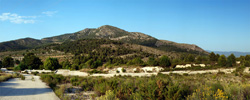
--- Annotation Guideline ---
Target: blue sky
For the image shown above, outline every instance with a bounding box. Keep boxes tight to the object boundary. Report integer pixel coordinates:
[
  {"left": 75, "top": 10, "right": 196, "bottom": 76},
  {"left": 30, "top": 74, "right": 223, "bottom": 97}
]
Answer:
[{"left": 0, "top": 0, "right": 250, "bottom": 52}]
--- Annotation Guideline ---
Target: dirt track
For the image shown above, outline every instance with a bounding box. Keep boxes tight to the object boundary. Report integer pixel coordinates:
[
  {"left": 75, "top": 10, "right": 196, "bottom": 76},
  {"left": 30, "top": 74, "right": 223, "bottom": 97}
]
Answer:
[{"left": 0, "top": 74, "right": 60, "bottom": 100}]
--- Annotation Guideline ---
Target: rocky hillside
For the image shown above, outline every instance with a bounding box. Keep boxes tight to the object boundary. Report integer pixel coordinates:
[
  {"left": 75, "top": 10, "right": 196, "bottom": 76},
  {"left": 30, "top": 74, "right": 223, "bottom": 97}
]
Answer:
[
  {"left": 42, "top": 25, "right": 158, "bottom": 46},
  {"left": 0, "top": 25, "right": 208, "bottom": 55},
  {"left": 42, "top": 25, "right": 208, "bottom": 55}
]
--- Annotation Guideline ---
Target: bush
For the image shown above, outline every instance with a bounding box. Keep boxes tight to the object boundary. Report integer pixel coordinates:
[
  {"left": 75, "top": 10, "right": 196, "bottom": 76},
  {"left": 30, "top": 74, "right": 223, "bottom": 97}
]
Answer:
[
  {"left": 0, "top": 74, "right": 12, "bottom": 82},
  {"left": 87, "top": 69, "right": 103, "bottom": 74},
  {"left": 187, "top": 85, "right": 228, "bottom": 100},
  {"left": 122, "top": 68, "right": 126, "bottom": 73},
  {"left": 21, "top": 75, "right": 25, "bottom": 80},
  {"left": 98, "top": 90, "right": 119, "bottom": 100},
  {"left": 40, "top": 74, "right": 65, "bottom": 90},
  {"left": 31, "top": 71, "right": 39, "bottom": 76},
  {"left": 210, "top": 82, "right": 224, "bottom": 92},
  {"left": 217, "top": 71, "right": 225, "bottom": 75},
  {"left": 55, "top": 85, "right": 66, "bottom": 98},
  {"left": 183, "top": 73, "right": 189, "bottom": 76}
]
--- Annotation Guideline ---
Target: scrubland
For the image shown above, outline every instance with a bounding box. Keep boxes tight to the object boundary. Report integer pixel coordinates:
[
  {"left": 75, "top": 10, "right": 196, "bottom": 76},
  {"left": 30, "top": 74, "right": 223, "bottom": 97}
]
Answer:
[{"left": 40, "top": 69, "right": 250, "bottom": 100}]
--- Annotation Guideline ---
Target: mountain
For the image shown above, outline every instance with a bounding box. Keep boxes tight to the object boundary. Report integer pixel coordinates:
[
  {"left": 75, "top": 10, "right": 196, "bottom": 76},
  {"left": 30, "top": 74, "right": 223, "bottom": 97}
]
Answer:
[
  {"left": 207, "top": 50, "right": 250, "bottom": 57},
  {"left": 0, "top": 38, "right": 43, "bottom": 52},
  {"left": 42, "top": 25, "right": 158, "bottom": 46},
  {"left": 42, "top": 25, "right": 208, "bottom": 55},
  {"left": 0, "top": 25, "right": 208, "bottom": 55}
]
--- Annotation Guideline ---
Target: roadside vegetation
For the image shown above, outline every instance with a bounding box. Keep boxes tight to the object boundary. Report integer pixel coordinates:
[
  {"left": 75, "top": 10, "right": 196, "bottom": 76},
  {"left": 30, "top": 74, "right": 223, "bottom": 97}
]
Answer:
[
  {"left": 0, "top": 71, "right": 25, "bottom": 82},
  {"left": 40, "top": 71, "right": 250, "bottom": 100}
]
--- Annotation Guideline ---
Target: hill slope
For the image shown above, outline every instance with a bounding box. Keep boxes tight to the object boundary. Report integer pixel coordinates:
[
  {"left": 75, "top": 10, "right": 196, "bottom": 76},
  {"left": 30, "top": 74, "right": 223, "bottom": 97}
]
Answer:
[
  {"left": 0, "top": 25, "right": 208, "bottom": 55},
  {"left": 42, "top": 25, "right": 208, "bottom": 55},
  {"left": 0, "top": 38, "right": 43, "bottom": 52}
]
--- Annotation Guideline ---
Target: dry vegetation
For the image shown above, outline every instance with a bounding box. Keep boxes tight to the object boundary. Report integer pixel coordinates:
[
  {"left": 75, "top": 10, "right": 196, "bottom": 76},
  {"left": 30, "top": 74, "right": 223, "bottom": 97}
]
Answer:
[{"left": 40, "top": 70, "right": 250, "bottom": 100}]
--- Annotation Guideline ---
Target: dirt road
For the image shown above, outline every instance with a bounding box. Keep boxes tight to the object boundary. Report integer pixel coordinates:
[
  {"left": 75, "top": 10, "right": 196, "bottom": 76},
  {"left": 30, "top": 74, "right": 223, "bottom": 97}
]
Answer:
[{"left": 0, "top": 74, "right": 60, "bottom": 100}]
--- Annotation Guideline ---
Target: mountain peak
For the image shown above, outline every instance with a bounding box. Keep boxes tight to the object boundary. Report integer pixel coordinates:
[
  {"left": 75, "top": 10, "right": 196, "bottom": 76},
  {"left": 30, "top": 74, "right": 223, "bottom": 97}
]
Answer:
[
  {"left": 98, "top": 25, "right": 118, "bottom": 29},
  {"left": 97, "top": 25, "right": 127, "bottom": 33}
]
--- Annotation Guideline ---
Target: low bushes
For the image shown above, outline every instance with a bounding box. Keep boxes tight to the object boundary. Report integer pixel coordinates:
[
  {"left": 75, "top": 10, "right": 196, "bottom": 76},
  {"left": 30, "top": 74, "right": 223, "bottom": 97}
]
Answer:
[
  {"left": 0, "top": 73, "right": 25, "bottom": 82},
  {"left": 87, "top": 69, "right": 104, "bottom": 74},
  {"left": 187, "top": 85, "right": 228, "bottom": 100},
  {"left": 31, "top": 71, "right": 39, "bottom": 76},
  {"left": 0, "top": 74, "right": 12, "bottom": 82},
  {"left": 40, "top": 74, "right": 192, "bottom": 99},
  {"left": 98, "top": 90, "right": 118, "bottom": 100},
  {"left": 40, "top": 74, "right": 65, "bottom": 90},
  {"left": 40, "top": 73, "right": 250, "bottom": 100},
  {"left": 20, "top": 75, "right": 25, "bottom": 80}
]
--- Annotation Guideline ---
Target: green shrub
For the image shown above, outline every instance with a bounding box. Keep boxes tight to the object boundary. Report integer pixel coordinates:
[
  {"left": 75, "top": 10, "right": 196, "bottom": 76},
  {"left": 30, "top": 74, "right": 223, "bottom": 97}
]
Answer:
[
  {"left": 0, "top": 74, "right": 12, "bottom": 82},
  {"left": 242, "top": 84, "right": 250, "bottom": 99},
  {"left": 87, "top": 69, "right": 103, "bottom": 74},
  {"left": 31, "top": 71, "right": 39, "bottom": 76},
  {"left": 21, "top": 75, "right": 25, "bottom": 80},
  {"left": 243, "top": 74, "right": 250, "bottom": 78},
  {"left": 121, "top": 68, "right": 126, "bottom": 73},
  {"left": 210, "top": 82, "right": 224, "bottom": 92},
  {"left": 183, "top": 73, "right": 189, "bottom": 76},
  {"left": 55, "top": 85, "right": 66, "bottom": 98},
  {"left": 40, "top": 74, "right": 65, "bottom": 90},
  {"left": 187, "top": 85, "right": 228, "bottom": 100},
  {"left": 217, "top": 71, "right": 225, "bottom": 75},
  {"left": 98, "top": 90, "right": 119, "bottom": 100}
]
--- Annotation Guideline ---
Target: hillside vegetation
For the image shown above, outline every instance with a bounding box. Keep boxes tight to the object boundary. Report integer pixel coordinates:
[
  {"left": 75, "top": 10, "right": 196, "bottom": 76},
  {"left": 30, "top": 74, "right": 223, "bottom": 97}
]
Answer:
[{"left": 40, "top": 72, "right": 250, "bottom": 100}]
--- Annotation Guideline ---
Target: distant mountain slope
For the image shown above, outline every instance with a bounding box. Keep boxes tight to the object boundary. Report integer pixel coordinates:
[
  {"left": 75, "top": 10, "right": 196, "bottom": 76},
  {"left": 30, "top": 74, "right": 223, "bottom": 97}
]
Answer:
[
  {"left": 0, "top": 38, "right": 43, "bottom": 52},
  {"left": 207, "top": 50, "right": 250, "bottom": 57},
  {"left": 0, "top": 25, "right": 208, "bottom": 55}
]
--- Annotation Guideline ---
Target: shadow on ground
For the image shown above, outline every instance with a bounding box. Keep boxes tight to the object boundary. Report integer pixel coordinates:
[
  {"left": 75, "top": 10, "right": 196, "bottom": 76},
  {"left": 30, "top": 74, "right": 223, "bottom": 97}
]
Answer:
[{"left": 0, "top": 87, "right": 53, "bottom": 96}]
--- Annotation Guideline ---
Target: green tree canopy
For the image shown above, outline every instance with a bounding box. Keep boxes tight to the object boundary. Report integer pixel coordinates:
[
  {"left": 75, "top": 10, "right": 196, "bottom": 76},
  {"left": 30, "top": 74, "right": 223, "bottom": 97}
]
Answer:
[
  {"left": 209, "top": 52, "right": 217, "bottom": 62},
  {"left": 61, "top": 60, "right": 71, "bottom": 69},
  {"left": 159, "top": 55, "right": 171, "bottom": 67},
  {"left": 131, "top": 57, "right": 144, "bottom": 66},
  {"left": 44, "top": 58, "right": 61, "bottom": 70},
  {"left": 245, "top": 55, "right": 250, "bottom": 61},
  {"left": 14, "top": 63, "right": 26, "bottom": 71},
  {"left": 218, "top": 55, "right": 227, "bottom": 67},
  {"left": 22, "top": 53, "right": 42, "bottom": 69},
  {"left": 196, "top": 56, "right": 203, "bottom": 64},
  {"left": 71, "top": 64, "right": 79, "bottom": 70},
  {"left": 216, "top": 54, "right": 220, "bottom": 61},
  {"left": 2, "top": 56, "right": 14, "bottom": 67},
  {"left": 86, "top": 59, "right": 94, "bottom": 68},
  {"left": 91, "top": 60, "right": 102, "bottom": 69},
  {"left": 244, "top": 61, "right": 250, "bottom": 67},
  {"left": 227, "top": 54, "right": 236, "bottom": 67},
  {"left": 15, "top": 60, "right": 20, "bottom": 65},
  {"left": 185, "top": 54, "right": 195, "bottom": 62},
  {"left": 147, "top": 57, "right": 158, "bottom": 66}
]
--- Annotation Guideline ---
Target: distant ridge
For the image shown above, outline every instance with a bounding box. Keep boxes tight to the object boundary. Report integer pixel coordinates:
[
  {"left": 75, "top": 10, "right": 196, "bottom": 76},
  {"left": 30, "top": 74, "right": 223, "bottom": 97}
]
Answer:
[
  {"left": 0, "top": 37, "right": 42, "bottom": 52},
  {"left": 207, "top": 50, "right": 250, "bottom": 57}
]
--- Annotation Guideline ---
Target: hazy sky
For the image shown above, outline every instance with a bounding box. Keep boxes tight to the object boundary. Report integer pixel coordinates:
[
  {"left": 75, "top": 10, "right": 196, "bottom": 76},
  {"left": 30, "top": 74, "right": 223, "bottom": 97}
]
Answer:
[{"left": 0, "top": 0, "right": 250, "bottom": 52}]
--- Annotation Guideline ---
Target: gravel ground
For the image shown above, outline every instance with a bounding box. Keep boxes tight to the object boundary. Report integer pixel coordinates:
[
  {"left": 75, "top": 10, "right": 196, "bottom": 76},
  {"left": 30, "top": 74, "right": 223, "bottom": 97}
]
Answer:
[{"left": 0, "top": 74, "right": 60, "bottom": 100}]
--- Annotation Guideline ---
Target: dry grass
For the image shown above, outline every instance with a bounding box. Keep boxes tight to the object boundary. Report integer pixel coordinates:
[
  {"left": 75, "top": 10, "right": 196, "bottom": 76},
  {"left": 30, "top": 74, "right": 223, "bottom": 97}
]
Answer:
[{"left": 0, "top": 73, "right": 12, "bottom": 82}]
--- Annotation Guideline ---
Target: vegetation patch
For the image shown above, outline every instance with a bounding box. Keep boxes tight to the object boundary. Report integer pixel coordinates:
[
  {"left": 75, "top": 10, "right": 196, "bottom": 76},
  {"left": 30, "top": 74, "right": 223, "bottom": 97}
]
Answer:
[{"left": 39, "top": 72, "right": 250, "bottom": 100}]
